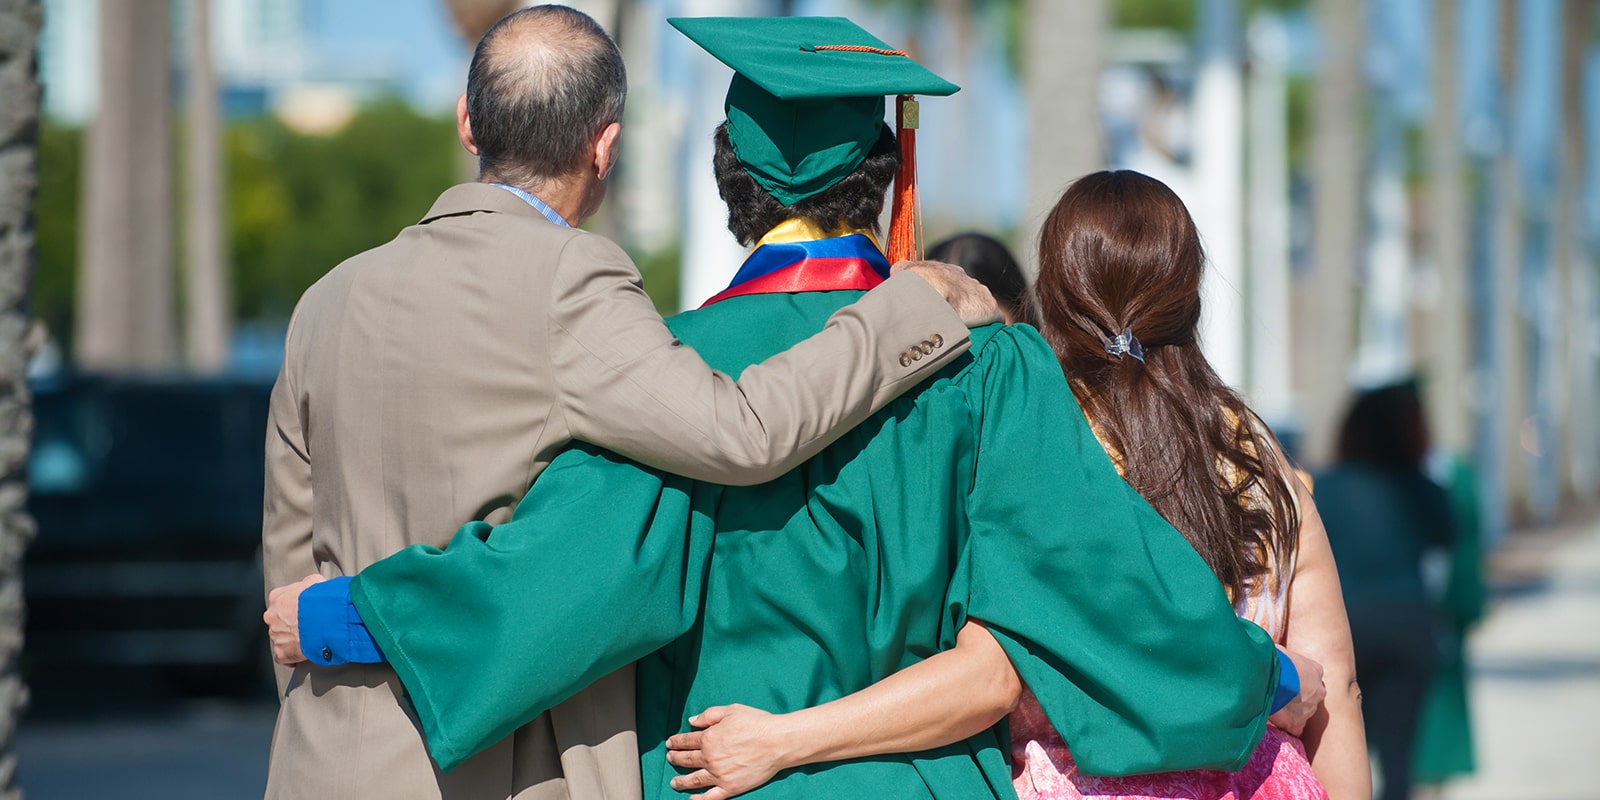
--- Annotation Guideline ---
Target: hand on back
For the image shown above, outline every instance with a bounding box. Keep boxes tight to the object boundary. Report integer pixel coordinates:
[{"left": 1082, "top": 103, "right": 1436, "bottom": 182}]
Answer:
[
  {"left": 264, "top": 573, "right": 328, "bottom": 666},
  {"left": 1268, "top": 646, "right": 1327, "bottom": 737},
  {"left": 664, "top": 704, "right": 794, "bottom": 800}
]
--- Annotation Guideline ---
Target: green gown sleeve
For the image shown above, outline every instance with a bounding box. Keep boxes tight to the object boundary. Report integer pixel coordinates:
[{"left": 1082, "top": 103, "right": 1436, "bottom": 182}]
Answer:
[
  {"left": 954, "top": 326, "right": 1280, "bottom": 776},
  {"left": 349, "top": 444, "right": 715, "bottom": 772}
]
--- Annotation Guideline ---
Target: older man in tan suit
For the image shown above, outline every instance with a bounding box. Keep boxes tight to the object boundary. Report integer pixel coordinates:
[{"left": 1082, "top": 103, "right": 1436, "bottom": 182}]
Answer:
[{"left": 260, "top": 6, "right": 992, "bottom": 800}]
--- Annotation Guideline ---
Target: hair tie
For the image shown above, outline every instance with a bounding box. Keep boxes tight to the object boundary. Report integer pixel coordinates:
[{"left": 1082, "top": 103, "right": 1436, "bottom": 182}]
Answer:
[{"left": 1104, "top": 327, "right": 1145, "bottom": 363}]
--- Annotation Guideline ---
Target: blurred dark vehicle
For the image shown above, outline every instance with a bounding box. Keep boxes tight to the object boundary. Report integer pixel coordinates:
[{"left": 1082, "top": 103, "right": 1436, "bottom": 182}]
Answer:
[{"left": 24, "top": 372, "right": 274, "bottom": 696}]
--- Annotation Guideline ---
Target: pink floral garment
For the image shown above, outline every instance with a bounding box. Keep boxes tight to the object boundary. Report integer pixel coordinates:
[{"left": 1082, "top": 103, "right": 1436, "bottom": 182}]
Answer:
[
  {"left": 1009, "top": 412, "right": 1329, "bottom": 800},
  {"left": 1009, "top": 689, "right": 1328, "bottom": 800}
]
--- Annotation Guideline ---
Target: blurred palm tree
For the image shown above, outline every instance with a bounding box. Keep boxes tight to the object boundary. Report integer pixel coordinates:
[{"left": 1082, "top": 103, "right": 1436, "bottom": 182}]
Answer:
[
  {"left": 186, "top": 0, "right": 231, "bottom": 373},
  {"left": 0, "top": 0, "right": 41, "bottom": 792},
  {"left": 1427, "top": 0, "right": 1470, "bottom": 456},
  {"left": 1018, "top": 0, "right": 1108, "bottom": 268},
  {"left": 1298, "top": 0, "right": 1363, "bottom": 465},
  {"left": 1556, "top": 0, "right": 1596, "bottom": 498},
  {"left": 77, "top": 0, "right": 177, "bottom": 371}
]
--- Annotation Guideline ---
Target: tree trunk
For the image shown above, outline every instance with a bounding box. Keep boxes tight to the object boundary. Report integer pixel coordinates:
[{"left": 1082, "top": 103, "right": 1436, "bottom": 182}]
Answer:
[
  {"left": 1461, "top": 0, "right": 1514, "bottom": 544},
  {"left": 1297, "top": 0, "right": 1363, "bottom": 466},
  {"left": 1490, "top": 0, "right": 1524, "bottom": 527},
  {"left": 1193, "top": 0, "right": 1246, "bottom": 390},
  {"left": 1557, "top": 0, "right": 1596, "bottom": 501},
  {"left": 77, "top": 0, "right": 176, "bottom": 371},
  {"left": 1356, "top": 2, "right": 1414, "bottom": 387},
  {"left": 0, "top": 0, "right": 41, "bottom": 795},
  {"left": 1512, "top": 1, "right": 1563, "bottom": 524},
  {"left": 1018, "top": 0, "right": 1106, "bottom": 275},
  {"left": 185, "top": 0, "right": 231, "bottom": 372},
  {"left": 1425, "top": 0, "right": 1471, "bottom": 457},
  {"left": 1246, "top": 15, "right": 1294, "bottom": 425}
]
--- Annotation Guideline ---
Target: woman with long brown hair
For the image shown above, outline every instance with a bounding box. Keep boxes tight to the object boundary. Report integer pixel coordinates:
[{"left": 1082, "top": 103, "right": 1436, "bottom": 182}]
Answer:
[
  {"left": 662, "top": 171, "right": 1365, "bottom": 799},
  {"left": 1008, "top": 170, "right": 1367, "bottom": 798}
]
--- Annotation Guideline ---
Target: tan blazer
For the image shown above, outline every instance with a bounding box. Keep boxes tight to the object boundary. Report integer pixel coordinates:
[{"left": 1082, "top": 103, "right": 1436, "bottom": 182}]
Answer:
[{"left": 262, "top": 183, "right": 968, "bottom": 800}]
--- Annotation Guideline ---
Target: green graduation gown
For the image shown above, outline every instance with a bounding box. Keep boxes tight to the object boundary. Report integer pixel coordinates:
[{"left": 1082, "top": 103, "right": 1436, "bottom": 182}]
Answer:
[{"left": 351, "top": 290, "right": 1280, "bottom": 798}]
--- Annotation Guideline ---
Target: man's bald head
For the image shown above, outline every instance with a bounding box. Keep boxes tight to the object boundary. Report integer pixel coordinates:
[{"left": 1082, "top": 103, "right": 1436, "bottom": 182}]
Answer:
[{"left": 466, "top": 5, "right": 626, "bottom": 187}]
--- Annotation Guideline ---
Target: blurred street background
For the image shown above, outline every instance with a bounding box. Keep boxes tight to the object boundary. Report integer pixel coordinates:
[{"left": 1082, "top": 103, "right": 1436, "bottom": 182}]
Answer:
[{"left": 0, "top": 0, "right": 1597, "bottom": 797}]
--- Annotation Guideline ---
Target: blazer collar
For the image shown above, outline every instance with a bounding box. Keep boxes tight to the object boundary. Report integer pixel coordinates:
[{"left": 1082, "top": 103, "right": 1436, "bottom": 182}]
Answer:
[{"left": 420, "top": 183, "right": 563, "bottom": 225}]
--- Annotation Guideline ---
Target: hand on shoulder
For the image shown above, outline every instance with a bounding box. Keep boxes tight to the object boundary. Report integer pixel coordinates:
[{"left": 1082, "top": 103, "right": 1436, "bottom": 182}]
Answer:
[{"left": 892, "top": 260, "right": 1001, "bottom": 328}]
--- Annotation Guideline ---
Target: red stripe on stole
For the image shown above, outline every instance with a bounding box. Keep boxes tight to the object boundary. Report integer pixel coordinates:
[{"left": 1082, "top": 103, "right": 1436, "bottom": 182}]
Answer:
[{"left": 700, "top": 257, "right": 887, "bottom": 307}]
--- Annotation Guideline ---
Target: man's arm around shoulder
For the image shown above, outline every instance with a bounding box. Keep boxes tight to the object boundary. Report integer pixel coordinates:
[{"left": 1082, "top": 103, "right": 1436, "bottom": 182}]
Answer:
[{"left": 549, "top": 233, "right": 996, "bottom": 485}]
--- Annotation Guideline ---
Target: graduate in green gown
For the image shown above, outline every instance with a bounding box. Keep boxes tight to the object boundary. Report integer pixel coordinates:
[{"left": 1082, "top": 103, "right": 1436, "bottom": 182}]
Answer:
[{"left": 292, "top": 17, "right": 1290, "bottom": 799}]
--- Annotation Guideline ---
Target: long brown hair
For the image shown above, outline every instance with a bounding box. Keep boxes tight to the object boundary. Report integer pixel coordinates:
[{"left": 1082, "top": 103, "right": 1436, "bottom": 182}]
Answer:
[{"left": 1031, "top": 170, "right": 1299, "bottom": 600}]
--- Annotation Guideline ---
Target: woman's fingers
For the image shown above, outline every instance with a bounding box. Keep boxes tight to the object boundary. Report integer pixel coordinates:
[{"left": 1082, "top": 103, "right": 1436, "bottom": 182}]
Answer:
[
  {"left": 666, "top": 730, "right": 704, "bottom": 751},
  {"left": 665, "top": 748, "right": 708, "bottom": 770},
  {"left": 669, "top": 768, "right": 714, "bottom": 792},
  {"left": 689, "top": 704, "right": 736, "bottom": 728}
]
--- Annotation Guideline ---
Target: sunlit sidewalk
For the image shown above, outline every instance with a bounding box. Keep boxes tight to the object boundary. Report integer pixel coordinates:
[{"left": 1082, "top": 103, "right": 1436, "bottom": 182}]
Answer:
[{"left": 1441, "top": 509, "right": 1600, "bottom": 800}]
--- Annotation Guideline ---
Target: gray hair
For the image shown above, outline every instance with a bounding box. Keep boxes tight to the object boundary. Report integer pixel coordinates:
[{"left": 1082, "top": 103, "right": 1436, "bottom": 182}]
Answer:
[{"left": 466, "top": 5, "right": 627, "bottom": 187}]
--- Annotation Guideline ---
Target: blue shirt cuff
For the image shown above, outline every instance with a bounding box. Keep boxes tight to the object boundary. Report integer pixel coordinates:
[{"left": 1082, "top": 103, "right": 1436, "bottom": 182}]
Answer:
[
  {"left": 1269, "top": 647, "right": 1300, "bottom": 714},
  {"left": 299, "top": 576, "right": 386, "bottom": 666}
]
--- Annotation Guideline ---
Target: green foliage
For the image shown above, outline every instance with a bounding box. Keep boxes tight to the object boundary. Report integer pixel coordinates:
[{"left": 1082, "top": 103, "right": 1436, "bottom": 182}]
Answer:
[
  {"left": 858, "top": 0, "right": 936, "bottom": 14},
  {"left": 1114, "top": 0, "right": 1195, "bottom": 31},
  {"left": 34, "top": 100, "right": 464, "bottom": 345},
  {"left": 35, "top": 100, "right": 685, "bottom": 347},
  {"left": 633, "top": 245, "right": 682, "bottom": 315},
  {"left": 1247, "top": 0, "right": 1311, "bottom": 17},
  {"left": 1285, "top": 73, "right": 1314, "bottom": 166},
  {"left": 227, "top": 99, "right": 461, "bottom": 319},
  {"left": 33, "top": 121, "right": 80, "bottom": 346},
  {"left": 1115, "top": 0, "right": 1308, "bottom": 32}
]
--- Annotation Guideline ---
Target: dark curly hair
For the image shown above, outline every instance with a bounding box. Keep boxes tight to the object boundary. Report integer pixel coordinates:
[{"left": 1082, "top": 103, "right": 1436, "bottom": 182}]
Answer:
[{"left": 712, "top": 122, "right": 900, "bottom": 246}]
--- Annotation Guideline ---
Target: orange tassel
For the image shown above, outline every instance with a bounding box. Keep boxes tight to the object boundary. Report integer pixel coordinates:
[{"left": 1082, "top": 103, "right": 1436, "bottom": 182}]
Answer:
[{"left": 887, "top": 95, "right": 920, "bottom": 265}]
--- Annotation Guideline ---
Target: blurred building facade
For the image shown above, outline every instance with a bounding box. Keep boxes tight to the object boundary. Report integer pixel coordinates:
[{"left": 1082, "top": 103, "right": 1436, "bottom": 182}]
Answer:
[{"left": 40, "top": 0, "right": 316, "bottom": 124}]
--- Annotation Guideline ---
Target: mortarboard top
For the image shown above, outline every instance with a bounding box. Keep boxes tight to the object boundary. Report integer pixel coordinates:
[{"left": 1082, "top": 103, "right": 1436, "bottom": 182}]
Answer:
[{"left": 670, "top": 16, "right": 958, "bottom": 207}]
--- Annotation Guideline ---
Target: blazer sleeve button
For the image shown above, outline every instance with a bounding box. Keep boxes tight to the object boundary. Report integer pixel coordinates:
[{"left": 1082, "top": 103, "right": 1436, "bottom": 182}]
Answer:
[
  {"left": 918, "top": 341, "right": 934, "bottom": 355},
  {"left": 899, "top": 353, "right": 914, "bottom": 368},
  {"left": 910, "top": 349, "right": 924, "bottom": 361},
  {"left": 930, "top": 333, "right": 944, "bottom": 348}
]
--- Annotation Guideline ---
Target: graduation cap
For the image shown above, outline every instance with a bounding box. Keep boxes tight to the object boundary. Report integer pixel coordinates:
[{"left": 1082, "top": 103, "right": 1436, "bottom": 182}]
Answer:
[{"left": 670, "top": 16, "right": 959, "bottom": 262}]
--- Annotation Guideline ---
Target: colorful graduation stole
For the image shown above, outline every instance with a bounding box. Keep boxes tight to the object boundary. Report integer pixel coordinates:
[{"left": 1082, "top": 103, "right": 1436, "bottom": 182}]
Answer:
[{"left": 701, "top": 219, "right": 891, "bottom": 307}]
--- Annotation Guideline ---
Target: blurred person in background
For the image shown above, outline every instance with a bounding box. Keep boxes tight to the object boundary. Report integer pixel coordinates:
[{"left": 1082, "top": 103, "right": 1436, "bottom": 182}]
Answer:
[
  {"left": 259, "top": 5, "right": 996, "bottom": 800},
  {"left": 1316, "top": 382, "right": 1457, "bottom": 800},
  {"left": 928, "top": 232, "right": 1030, "bottom": 324},
  {"left": 1412, "top": 446, "right": 1487, "bottom": 795},
  {"left": 662, "top": 171, "right": 1366, "bottom": 799}
]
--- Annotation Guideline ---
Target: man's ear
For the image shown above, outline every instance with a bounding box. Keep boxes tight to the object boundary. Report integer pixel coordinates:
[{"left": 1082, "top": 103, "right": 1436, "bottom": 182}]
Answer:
[
  {"left": 456, "top": 94, "right": 479, "bottom": 156},
  {"left": 593, "top": 121, "right": 622, "bottom": 180}
]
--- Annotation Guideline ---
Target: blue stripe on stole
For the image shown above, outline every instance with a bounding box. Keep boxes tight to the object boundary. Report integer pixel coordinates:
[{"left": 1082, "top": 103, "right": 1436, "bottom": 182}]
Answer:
[{"left": 724, "top": 234, "right": 891, "bottom": 291}]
